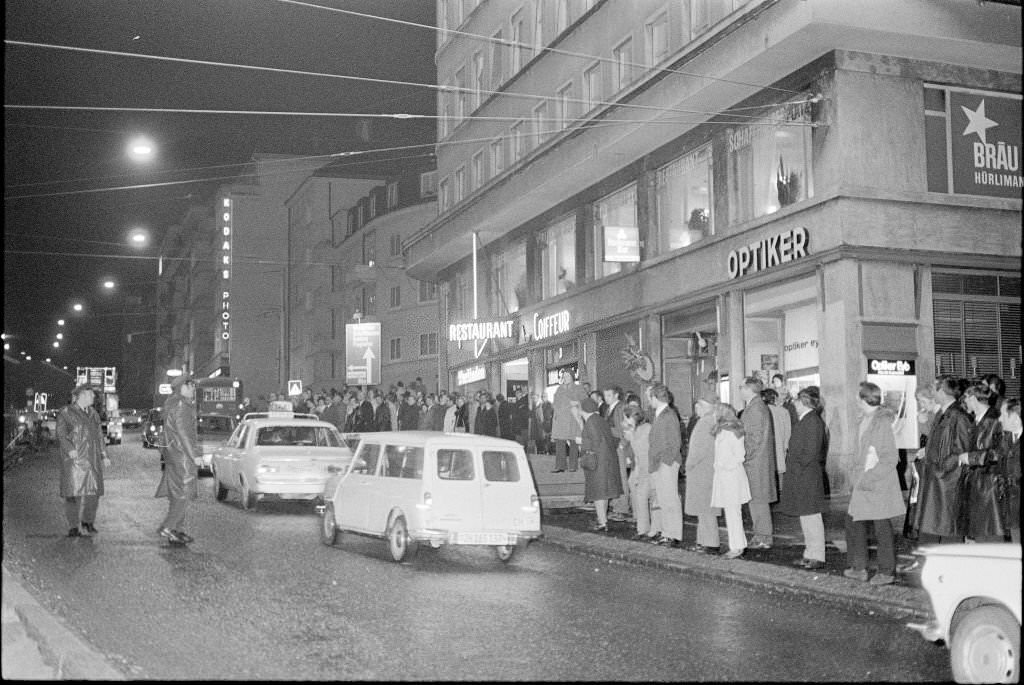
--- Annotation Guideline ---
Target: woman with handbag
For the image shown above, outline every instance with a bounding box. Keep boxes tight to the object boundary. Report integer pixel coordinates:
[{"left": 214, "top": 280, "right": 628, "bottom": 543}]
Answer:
[{"left": 577, "top": 397, "right": 623, "bottom": 532}]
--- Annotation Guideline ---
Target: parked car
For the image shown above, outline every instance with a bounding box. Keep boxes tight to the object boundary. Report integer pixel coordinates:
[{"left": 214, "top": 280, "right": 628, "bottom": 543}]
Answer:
[
  {"left": 196, "top": 414, "right": 237, "bottom": 476},
  {"left": 210, "top": 409, "right": 353, "bottom": 511},
  {"left": 121, "top": 409, "right": 143, "bottom": 429},
  {"left": 141, "top": 408, "right": 164, "bottom": 449},
  {"left": 907, "top": 543, "right": 1021, "bottom": 684},
  {"left": 319, "top": 431, "right": 542, "bottom": 564}
]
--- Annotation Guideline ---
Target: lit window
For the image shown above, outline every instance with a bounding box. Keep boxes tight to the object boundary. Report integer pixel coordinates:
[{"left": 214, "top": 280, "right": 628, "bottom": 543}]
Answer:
[
  {"left": 656, "top": 145, "right": 714, "bottom": 252},
  {"left": 594, "top": 184, "right": 637, "bottom": 280},
  {"left": 540, "top": 215, "right": 576, "bottom": 299}
]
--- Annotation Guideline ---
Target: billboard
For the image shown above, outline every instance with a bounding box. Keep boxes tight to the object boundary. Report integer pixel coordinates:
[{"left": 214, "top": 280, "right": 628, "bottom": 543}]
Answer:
[{"left": 345, "top": 322, "right": 381, "bottom": 386}]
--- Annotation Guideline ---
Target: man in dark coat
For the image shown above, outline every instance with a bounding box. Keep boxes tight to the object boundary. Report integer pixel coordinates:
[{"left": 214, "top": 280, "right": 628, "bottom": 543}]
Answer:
[
  {"left": 740, "top": 376, "right": 777, "bottom": 549},
  {"left": 578, "top": 397, "right": 623, "bottom": 531},
  {"left": 370, "top": 390, "right": 391, "bottom": 432},
  {"left": 777, "top": 387, "right": 828, "bottom": 569},
  {"left": 353, "top": 389, "right": 374, "bottom": 433},
  {"left": 57, "top": 383, "right": 108, "bottom": 537},
  {"left": 475, "top": 395, "right": 498, "bottom": 437},
  {"left": 512, "top": 388, "right": 532, "bottom": 450},
  {"left": 398, "top": 392, "right": 421, "bottom": 430},
  {"left": 957, "top": 383, "right": 1004, "bottom": 541},
  {"left": 156, "top": 375, "right": 201, "bottom": 545},
  {"left": 321, "top": 390, "right": 346, "bottom": 431},
  {"left": 496, "top": 394, "right": 515, "bottom": 440},
  {"left": 910, "top": 376, "right": 972, "bottom": 543}
]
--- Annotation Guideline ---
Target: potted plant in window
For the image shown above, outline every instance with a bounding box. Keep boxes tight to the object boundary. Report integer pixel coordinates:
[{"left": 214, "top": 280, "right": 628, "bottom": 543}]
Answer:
[{"left": 777, "top": 156, "right": 801, "bottom": 208}]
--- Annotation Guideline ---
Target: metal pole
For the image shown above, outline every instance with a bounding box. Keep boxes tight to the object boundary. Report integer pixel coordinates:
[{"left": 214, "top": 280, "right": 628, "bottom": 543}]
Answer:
[{"left": 472, "top": 232, "right": 479, "bottom": 320}]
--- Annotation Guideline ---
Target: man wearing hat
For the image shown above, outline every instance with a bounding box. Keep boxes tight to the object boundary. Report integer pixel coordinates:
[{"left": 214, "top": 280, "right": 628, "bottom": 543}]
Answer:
[
  {"left": 155, "top": 375, "right": 201, "bottom": 544},
  {"left": 57, "top": 383, "right": 109, "bottom": 537},
  {"left": 577, "top": 396, "right": 623, "bottom": 532}
]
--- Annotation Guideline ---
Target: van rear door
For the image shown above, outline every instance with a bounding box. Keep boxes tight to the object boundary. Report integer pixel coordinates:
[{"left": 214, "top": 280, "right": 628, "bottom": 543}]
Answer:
[
  {"left": 430, "top": 446, "right": 483, "bottom": 535},
  {"left": 480, "top": 448, "right": 537, "bottom": 532}
]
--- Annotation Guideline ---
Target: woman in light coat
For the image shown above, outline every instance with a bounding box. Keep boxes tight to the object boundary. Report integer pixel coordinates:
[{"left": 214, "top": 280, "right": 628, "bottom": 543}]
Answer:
[
  {"left": 684, "top": 393, "right": 721, "bottom": 553},
  {"left": 623, "top": 405, "right": 658, "bottom": 540},
  {"left": 845, "top": 382, "right": 906, "bottom": 584},
  {"left": 710, "top": 403, "right": 750, "bottom": 558}
]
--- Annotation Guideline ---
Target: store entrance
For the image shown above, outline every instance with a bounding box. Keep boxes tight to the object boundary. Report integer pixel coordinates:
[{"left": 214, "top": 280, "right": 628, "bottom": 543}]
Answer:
[
  {"left": 501, "top": 358, "right": 529, "bottom": 399},
  {"left": 661, "top": 305, "right": 720, "bottom": 418}
]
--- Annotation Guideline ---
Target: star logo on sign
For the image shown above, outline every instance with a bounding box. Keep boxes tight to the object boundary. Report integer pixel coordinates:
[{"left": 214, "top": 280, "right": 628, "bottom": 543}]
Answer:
[{"left": 960, "top": 99, "right": 998, "bottom": 144}]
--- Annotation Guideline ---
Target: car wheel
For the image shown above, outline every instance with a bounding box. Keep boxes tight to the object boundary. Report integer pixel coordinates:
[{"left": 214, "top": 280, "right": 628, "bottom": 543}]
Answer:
[
  {"left": 320, "top": 503, "right": 340, "bottom": 546},
  {"left": 494, "top": 544, "right": 518, "bottom": 563},
  {"left": 212, "top": 469, "right": 228, "bottom": 502},
  {"left": 386, "top": 515, "right": 417, "bottom": 563},
  {"left": 239, "top": 479, "right": 257, "bottom": 510},
  {"left": 951, "top": 605, "right": 1020, "bottom": 684}
]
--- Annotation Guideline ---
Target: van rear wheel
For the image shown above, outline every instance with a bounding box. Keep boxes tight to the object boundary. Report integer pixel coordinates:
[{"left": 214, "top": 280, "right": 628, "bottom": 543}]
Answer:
[
  {"left": 495, "top": 544, "right": 517, "bottom": 563},
  {"left": 320, "top": 504, "right": 340, "bottom": 546},
  {"left": 386, "top": 515, "right": 417, "bottom": 562},
  {"left": 212, "top": 469, "right": 228, "bottom": 501}
]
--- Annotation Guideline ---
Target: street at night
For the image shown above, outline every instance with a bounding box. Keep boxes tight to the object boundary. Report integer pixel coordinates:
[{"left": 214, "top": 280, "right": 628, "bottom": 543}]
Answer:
[{"left": 3, "top": 434, "right": 953, "bottom": 681}]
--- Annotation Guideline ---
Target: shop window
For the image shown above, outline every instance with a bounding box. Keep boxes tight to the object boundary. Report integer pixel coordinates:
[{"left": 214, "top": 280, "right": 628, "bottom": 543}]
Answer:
[
  {"left": 743, "top": 276, "right": 819, "bottom": 392},
  {"left": 728, "top": 100, "right": 814, "bottom": 224},
  {"left": 492, "top": 239, "right": 527, "bottom": 314},
  {"left": 657, "top": 144, "right": 713, "bottom": 252},
  {"left": 540, "top": 215, "right": 577, "bottom": 299},
  {"left": 593, "top": 184, "right": 637, "bottom": 280},
  {"left": 933, "top": 270, "right": 1021, "bottom": 397},
  {"left": 662, "top": 305, "right": 722, "bottom": 411}
]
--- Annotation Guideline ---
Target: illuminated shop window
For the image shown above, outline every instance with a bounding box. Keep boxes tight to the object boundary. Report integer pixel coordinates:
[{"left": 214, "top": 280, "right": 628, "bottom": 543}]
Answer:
[
  {"left": 656, "top": 144, "right": 713, "bottom": 252},
  {"left": 540, "top": 215, "right": 577, "bottom": 299},
  {"left": 594, "top": 184, "right": 637, "bottom": 280}
]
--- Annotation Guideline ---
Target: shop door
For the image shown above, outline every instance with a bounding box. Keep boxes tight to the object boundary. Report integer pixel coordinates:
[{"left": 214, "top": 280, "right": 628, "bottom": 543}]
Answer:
[{"left": 664, "top": 359, "right": 696, "bottom": 418}]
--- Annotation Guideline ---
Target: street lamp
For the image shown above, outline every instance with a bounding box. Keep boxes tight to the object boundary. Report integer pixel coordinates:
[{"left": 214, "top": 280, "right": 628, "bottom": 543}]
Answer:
[
  {"left": 72, "top": 303, "right": 83, "bottom": 312},
  {"left": 127, "top": 136, "right": 156, "bottom": 163}
]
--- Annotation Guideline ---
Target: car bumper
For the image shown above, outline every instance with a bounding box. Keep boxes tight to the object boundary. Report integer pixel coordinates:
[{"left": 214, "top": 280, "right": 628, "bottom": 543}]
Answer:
[
  {"left": 410, "top": 529, "right": 543, "bottom": 545},
  {"left": 253, "top": 477, "right": 328, "bottom": 497}
]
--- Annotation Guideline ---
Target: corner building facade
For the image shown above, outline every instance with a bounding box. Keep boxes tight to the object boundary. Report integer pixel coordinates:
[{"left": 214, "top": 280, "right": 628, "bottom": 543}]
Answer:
[{"left": 407, "top": 0, "right": 1022, "bottom": 492}]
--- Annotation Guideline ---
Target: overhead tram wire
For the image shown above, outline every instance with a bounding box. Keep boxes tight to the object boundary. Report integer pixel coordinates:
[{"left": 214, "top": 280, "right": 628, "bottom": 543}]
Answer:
[
  {"left": 4, "top": 40, "right": 802, "bottom": 123},
  {"left": 275, "top": 0, "right": 807, "bottom": 98}
]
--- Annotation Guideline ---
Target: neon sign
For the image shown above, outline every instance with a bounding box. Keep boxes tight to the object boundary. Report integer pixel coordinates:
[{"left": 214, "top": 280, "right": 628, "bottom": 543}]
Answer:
[{"left": 220, "top": 197, "right": 232, "bottom": 342}]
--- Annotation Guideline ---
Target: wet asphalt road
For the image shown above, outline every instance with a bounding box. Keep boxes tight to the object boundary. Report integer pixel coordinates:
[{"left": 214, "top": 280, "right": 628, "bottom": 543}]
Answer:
[{"left": 2, "top": 433, "right": 952, "bottom": 681}]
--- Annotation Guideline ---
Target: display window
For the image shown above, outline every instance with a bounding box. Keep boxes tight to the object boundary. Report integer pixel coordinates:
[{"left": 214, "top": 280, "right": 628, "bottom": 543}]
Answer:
[
  {"left": 743, "top": 275, "right": 819, "bottom": 395},
  {"left": 501, "top": 357, "right": 529, "bottom": 399}
]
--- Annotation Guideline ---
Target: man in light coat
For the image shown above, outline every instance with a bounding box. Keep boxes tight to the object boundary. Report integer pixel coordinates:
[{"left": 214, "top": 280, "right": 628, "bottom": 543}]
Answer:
[
  {"left": 740, "top": 376, "right": 777, "bottom": 549},
  {"left": 57, "top": 383, "right": 109, "bottom": 537},
  {"left": 156, "top": 375, "right": 201, "bottom": 545},
  {"left": 762, "top": 388, "right": 792, "bottom": 491}
]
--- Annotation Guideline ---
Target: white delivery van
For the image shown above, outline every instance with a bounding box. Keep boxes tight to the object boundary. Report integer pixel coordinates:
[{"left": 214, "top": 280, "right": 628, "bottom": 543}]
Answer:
[{"left": 319, "top": 431, "right": 542, "bottom": 563}]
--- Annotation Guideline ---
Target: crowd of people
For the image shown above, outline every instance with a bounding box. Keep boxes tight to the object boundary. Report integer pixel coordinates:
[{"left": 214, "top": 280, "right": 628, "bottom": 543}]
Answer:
[{"left": 239, "top": 369, "right": 1020, "bottom": 585}]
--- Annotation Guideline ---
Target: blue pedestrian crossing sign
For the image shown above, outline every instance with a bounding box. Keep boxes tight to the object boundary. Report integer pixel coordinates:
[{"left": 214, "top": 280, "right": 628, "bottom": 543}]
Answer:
[{"left": 288, "top": 380, "right": 303, "bottom": 396}]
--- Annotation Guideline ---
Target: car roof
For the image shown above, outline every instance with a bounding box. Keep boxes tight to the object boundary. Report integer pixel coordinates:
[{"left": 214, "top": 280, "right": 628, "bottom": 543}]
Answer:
[
  {"left": 356, "top": 431, "right": 525, "bottom": 449},
  {"left": 241, "top": 416, "right": 337, "bottom": 429}
]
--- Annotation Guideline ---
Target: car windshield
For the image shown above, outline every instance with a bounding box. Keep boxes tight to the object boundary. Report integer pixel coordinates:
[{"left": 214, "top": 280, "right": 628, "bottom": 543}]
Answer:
[
  {"left": 198, "top": 416, "right": 235, "bottom": 434},
  {"left": 255, "top": 425, "right": 342, "bottom": 447}
]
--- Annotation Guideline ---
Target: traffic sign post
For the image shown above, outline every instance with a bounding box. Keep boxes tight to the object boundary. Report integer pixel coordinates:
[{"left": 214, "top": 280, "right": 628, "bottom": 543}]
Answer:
[
  {"left": 288, "top": 380, "right": 303, "bottom": 396},
  {"left": 346, "top": 322, "right": 381, "bottom": 386}
]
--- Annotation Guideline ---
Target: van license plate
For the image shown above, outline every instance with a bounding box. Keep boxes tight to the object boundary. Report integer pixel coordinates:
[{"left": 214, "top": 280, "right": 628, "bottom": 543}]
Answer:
[{"left": 457, "top": 533, "right": 511, "bottom": 545}]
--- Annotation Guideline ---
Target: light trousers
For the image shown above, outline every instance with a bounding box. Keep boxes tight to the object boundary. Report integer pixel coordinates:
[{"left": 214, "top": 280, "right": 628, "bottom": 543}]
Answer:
[
  {"left": 723, "top": 504, "right": 747, "bottom": 552},
  {"left": 65, "top": 496, "right": 99, "bottom": 528},
  {"left": 745, "top": 496, "right": 774, "bottom": 543},
  {"left": 799, "top": 513, "right": 826, "bottom": 562},
  {"left": 652, "top": 462, "right": 682, "bottom": 541},
  {"left": 629, "top": 470, "right": 660, "bottom": 536},
  {"left": 696, "top": 513, "right": 721, "bottom": 548}
]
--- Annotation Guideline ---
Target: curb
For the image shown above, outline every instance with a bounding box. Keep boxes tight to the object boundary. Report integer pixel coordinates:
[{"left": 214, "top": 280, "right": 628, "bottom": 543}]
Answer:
[
  {"left": 537, "top": 525, "right": 931, "bottom": 621},
  {"left": 2, "top": 565, "right": 125, "bottom": 680}
]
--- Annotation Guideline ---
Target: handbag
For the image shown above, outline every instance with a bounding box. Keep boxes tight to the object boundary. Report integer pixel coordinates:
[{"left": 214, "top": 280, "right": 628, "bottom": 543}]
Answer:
[{"left": 580, "top": 449, "right": 598, "bottom": 471}]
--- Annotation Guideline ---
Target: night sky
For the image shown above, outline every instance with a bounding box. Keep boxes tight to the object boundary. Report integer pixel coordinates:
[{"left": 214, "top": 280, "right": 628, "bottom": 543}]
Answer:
[{"left": 4, "top": 0, "right": 437, "bottom": 397}]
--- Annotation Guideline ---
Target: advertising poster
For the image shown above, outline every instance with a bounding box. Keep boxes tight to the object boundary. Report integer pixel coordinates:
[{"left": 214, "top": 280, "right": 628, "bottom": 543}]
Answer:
[
  {"left": 866, "top": 359, "right": 919, "bottom": 450},
  {"left": 948, "top": 90, "right": 1022, "bottom": 199}
]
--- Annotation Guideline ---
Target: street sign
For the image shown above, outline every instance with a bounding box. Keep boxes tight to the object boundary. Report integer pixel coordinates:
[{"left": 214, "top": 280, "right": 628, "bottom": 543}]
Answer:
[
  {"left": 346, "top": 322, "right": 381, "bottom": 386},
  {"left": 33, "top": 393, "right": 47, "bottom": 413},
  {"left": 158, "top": 383, "right": 172, "bottom": 395},
  {"left": 76, "top": 366, "right": 117, "bottom": 392},
  {"left": 603, "top": 225, "right": 640, "bottom": 263},
  {"left": 288, "top": 380, "right": 303, "bottom": 396}
]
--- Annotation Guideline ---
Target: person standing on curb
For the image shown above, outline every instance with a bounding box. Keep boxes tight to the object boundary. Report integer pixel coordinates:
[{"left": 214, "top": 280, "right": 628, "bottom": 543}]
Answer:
[
  {"left": 577, "top": 397, "right": 623, "bottom": 532},
  {"left": 604, "top": 386, "right": 631, "bottom": 522},
  {"left": 551, "top": 368, "right": 587, "bottom": 473},
  {"left": 844, "top": 382, "right": 905, "bottom": 585},
  {"left": 777, "top": 387, "right": 829, "bottom": 570},
  {"left": 648, "top": 384, "right": 683, "bottom": 548},
  {"left": 762, "top": 388, "right": 792, "bottom": 492},
  {"left": 710, "top": 403, "right": 750, "bottom": 559},
  {"left": 155, "top": 375, "right": 201, "bottom": 545},
  {"left": 57, "top": 383, "right": 109, "bottom": 538},
  {"left": 622, "top": 405, "right": 658, "bottom": 541},
  {"left": 684, "top": 392, "right": 722, "bottom": 554},
  {"left": 739, "top": 377, "right": 777, "bottom": 549}
]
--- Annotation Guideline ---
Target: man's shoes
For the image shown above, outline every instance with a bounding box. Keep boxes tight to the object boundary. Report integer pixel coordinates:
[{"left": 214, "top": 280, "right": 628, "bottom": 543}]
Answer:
[
  {"left": 723, "top": 548, "right": 745, "bottom": 559},
  {"left": 843, "top": 568, "right": 869, "bottom": 582},
  {"left": 657, "top": 537, "right": 681, "bottom": 548},
  {"left": 67, "top": 527, "right": 81, "bottom": 538},
  {"left": 647, "top": 534, "right": 665, "bottom": 545},
  {"left": 81, "top": 522, "right": 98, "bottom": 535},
  {"left": 607, "top": 512, "right": 628, "bottom": 522},
  {"left": 591, "top": 523, "right": 608, "bottom": 532},
  {"left": 551, "top": 469, "right": 565, "bottom": 473},
  {"left": 869, "top": 572, "right": 895, "bottom": 586},
  {"left": 158, "top": 527, "right": 186, "bottom": 545},
  {"left": 749, "top": 540, "right": 773, "bottom": 550},
  {"left": 896, "top": 559, "right": 920, "bottom": 574},
  {"left": 172, "top": 530, "right": 194, "bottom": 544},
  {"left": 687, "top": 543, "right": 716, "bottom": 554}
]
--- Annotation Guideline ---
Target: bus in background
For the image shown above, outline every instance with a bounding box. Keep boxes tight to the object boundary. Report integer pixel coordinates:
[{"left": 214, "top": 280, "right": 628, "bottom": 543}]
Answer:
[{"left": 195, "top": 377, "right": 244, "bottom": 421}]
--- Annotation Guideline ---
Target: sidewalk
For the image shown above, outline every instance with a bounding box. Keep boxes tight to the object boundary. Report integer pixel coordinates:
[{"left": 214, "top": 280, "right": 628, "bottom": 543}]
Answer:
[
  {"left": 2, "top": 564, "right": 124, "bottom": 680},
  {"left": 538, "top": 489, "right": 931, "bottom": 621}
]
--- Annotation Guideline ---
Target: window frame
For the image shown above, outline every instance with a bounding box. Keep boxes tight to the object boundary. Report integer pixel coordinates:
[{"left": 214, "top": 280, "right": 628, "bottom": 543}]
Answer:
[
  {"left": 583, "top": 61, "right": 602, "bottom": 113},
  {"left": 612, "top": 36, "right": 634, "bottom": 93},
  {"left": 389, "top": 337, "right": 402, "bottom": 361}
]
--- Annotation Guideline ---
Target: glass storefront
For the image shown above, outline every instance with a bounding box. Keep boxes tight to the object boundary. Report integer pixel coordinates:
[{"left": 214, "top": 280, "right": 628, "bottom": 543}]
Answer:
[
  {"left": 743, "top": 275, "right": 820, "bottom": 397},
  {"left": 662, "top": 304, "right": 720, "bottom": 418},
  {"left": 501, "top": 357, "right": 529, "bottom": 398}
]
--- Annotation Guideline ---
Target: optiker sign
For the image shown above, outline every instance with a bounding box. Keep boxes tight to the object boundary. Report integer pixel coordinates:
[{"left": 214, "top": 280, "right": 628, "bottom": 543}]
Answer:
[{"left": 727, "top": 227, "right": 808, "bottom": 280}]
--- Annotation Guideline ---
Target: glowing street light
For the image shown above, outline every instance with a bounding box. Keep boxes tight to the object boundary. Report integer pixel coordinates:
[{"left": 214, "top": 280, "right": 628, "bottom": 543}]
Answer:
[
  {"left": 103, "top": 279, "right": 116, "bottom": 290},
  {"left": 57, "top": 319, "right": 65, "bottom": 326},
  {"left": 127, "top": 136, "right": 156, "bottom": 163},
  {"left": 56, "top": 333, "right": 63, "bottom": 340},
  {"left": 72, "top": 303, "right": 83, "bottom": 312}
]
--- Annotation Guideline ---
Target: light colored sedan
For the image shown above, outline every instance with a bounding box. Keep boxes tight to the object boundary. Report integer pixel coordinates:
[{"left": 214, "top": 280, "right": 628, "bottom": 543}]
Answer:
[
  {"left": 908, "top": 543, "right": 1021, "bottom": 684},
  {"left": 210, "top": 412, "right": 353, "bottom": 511}
]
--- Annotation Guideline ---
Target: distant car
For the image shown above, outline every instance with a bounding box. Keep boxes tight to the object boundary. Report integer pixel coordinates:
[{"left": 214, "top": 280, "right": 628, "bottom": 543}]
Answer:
[
  {"left": 908, "top": 543, "right": 1021, "bottom": 684},
  {"left": 141, "top": 408, "right": 164, "bottom": 449},
  {"left": 41, "top": 409, "right": 58, "bottom": 444},
  {"left": 320, "top": 431, "right": 542, "bottom": 563},
  {"left": 121, "top": 409, "right": 143, "bottom": 430},
  {"left": 210, "top": 408, "right": 353, "bottom": 511},
  {"left": 196, "top": 414, "right": 237, "bottom": 476}
]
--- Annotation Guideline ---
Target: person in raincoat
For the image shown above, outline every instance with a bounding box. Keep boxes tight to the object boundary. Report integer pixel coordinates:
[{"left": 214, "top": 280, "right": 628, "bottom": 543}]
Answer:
[
  {"left": 156, "top": 375, "right": 201, "bottom": 545},
  {"left": 57, "top": 383, "right": 109, "bottom": 537}
]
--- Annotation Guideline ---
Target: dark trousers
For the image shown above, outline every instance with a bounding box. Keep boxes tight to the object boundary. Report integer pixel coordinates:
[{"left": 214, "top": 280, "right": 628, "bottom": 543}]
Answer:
[
  {"left": 845, "top": 514, "right": 896, "bottom": 574},
  {"left": 160, "top": 497, "right": 190, "bottom": 531},
  {"left": 554, "top": 439, "right": 579, "bottom": 471},
  {"left": 65, "top": 496, "right": 99, "bottom": 528}
]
